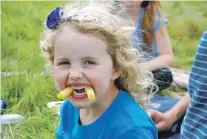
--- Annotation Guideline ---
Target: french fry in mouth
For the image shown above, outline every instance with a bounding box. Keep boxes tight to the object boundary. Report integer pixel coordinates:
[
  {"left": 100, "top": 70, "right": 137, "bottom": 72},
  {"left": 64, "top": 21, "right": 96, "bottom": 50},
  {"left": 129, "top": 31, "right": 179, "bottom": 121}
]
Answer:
[
  {"left": 85, "top": 87, "right": 95, "bottom": 100},
  {"left": 57, "top": 86, "right": 73, "bottom": 100}
]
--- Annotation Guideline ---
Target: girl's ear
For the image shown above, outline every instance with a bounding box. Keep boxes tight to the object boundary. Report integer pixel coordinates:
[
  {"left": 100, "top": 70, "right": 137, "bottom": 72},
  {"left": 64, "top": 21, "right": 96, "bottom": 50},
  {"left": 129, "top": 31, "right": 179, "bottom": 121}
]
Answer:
[{"left": 111, "top": 68, "right": 121, "bottom": 80}]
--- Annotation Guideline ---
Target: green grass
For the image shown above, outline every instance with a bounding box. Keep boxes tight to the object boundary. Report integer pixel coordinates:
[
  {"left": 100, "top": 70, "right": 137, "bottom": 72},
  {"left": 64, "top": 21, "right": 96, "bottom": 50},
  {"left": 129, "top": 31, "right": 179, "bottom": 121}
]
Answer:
[
  {"left": 1, "top": 1, "right": 207, "bottom": 138},
  {"left": 1, "top": 1, "right": 66, "bottom": 138},
  {"left": 163, "top": 1, "right": 207, "bottom": 70}
]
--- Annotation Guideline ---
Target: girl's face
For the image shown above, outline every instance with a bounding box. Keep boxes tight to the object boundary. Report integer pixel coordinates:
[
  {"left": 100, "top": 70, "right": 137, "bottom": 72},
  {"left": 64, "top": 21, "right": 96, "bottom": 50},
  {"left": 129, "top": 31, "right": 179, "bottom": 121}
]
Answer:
[
  {"left": 119, "top": 0, "right": 143, "bottom": 13},
  {"left": 53, "top": 27, "right": 120, "bottom": 109}
]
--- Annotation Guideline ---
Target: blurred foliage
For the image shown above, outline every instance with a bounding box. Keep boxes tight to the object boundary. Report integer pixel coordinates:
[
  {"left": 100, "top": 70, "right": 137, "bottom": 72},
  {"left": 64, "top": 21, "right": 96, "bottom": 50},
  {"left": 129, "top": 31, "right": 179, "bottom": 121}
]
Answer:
[{"left": 162, "top": 1, "right": 207, "bottom": 70}]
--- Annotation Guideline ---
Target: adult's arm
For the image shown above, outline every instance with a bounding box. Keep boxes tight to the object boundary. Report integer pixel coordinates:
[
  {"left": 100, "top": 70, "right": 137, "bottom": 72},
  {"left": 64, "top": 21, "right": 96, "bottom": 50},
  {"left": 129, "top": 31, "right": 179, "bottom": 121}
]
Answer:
[
  {"left": 147, "top": 93, "right": 190, "bottom": 131},
  {"left": 140, "top": 25, "right": 173, "bottom": 71}
]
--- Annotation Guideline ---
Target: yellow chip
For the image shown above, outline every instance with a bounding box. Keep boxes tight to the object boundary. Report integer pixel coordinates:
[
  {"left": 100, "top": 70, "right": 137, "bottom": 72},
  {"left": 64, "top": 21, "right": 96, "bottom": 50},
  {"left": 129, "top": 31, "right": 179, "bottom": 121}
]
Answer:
[
  {"left": 57, "top": 86, "right": 73, "bottom": 100},
  {"left": 85, "top": 87, "right": 95, "bottom": 100}
]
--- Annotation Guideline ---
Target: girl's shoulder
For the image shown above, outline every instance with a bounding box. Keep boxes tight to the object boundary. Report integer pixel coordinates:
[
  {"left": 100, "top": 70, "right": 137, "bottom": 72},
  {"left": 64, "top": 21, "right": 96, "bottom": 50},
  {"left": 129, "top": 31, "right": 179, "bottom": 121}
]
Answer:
[
  {"left": 108, "top": 90, "right": 157, "bottom": 138},
  {"left": 59, "top": 99, "right": 75, "bottom": 117},
  {"left": 153, "top": 9, "right": 168, "bottom": 32}
]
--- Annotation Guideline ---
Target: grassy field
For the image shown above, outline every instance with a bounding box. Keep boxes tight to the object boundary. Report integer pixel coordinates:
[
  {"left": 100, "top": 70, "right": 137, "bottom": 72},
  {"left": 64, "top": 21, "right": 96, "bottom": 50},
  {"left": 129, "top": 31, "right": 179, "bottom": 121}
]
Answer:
[{"left": 1, "top": 1, "right": 207, "bottom": 138}]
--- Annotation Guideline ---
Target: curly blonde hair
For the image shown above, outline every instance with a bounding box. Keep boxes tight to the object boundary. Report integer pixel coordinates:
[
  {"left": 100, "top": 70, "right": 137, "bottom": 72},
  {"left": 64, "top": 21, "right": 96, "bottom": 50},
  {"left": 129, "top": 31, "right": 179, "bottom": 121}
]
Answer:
[{"left": 39, "top": 1, "right": 156, "bottom": 108}]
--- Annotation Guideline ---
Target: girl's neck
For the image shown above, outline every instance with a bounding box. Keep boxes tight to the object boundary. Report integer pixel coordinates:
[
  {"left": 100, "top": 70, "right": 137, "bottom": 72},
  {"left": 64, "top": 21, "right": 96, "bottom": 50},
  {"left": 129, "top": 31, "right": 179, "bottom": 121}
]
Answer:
[{"left": 79, "top": 84, "right": 119, "bottom": 125}]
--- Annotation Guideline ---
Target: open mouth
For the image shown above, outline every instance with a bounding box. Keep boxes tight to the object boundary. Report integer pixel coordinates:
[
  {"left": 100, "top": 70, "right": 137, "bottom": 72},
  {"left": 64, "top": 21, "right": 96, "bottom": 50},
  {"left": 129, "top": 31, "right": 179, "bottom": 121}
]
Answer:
[
  {"left": 68, "top": 85, "right": 95, "bottom": 100},
  {"left": 71, "top": 87, "right": 87, "bottom": 99},
  {"left": 73, "top": 88, "right": 86, "bottom": 95}
]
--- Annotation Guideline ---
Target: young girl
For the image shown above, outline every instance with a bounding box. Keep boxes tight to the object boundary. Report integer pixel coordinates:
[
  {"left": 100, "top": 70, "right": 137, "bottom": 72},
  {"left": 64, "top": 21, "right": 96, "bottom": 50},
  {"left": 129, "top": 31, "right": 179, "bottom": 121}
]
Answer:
[
  {"left": 119, "top": 0, "right": 173, "bottom": 91},
  {"left": 40, "top": 1, "right": 157, "bottom": 139}
]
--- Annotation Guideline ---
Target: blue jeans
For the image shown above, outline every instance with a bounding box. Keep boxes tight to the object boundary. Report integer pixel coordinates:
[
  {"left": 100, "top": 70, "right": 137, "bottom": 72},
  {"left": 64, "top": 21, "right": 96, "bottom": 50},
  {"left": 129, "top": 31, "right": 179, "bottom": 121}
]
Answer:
[{"left": 151, "top": 97, "right": 182, "bottom": 139}]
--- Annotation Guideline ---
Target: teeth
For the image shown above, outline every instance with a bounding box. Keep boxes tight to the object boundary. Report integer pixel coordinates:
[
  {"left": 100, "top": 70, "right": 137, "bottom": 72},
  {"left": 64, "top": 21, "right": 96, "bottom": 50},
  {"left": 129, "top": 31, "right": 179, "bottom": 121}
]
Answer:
[
  {"left": 72, "top": 86, "right": 85, "bottom": 89},
  {"left": 73, "top": 91, "right": 86, "bottom": 95}
]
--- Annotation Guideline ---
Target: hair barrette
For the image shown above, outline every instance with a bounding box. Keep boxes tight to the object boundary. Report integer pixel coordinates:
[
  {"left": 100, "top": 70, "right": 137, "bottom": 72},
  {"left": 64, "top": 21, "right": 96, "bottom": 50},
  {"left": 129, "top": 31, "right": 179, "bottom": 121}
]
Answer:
[
  {"left": 46, "top": 7, "right": 64, "bottom": 29},
  {"left": 46, "top": 7, "right": 99, "bottom": 29}
]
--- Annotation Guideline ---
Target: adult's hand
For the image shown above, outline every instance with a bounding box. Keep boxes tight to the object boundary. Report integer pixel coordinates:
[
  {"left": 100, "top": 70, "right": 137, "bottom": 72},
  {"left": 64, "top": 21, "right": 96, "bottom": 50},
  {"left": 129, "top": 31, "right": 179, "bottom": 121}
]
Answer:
[{"left": 147, "top": 109, "right": 176, "bottom": 131}]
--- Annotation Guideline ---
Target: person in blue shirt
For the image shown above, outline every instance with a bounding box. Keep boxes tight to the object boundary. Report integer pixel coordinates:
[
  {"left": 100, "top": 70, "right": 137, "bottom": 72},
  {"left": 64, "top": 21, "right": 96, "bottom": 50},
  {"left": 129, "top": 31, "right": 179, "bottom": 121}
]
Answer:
[
  {"left": 119, "top": 0, "right": 173, "bottom": 91},
  {"left": 148, "top": 29, "right": 207, "bottom": 139},
  {"left": 118, "top": 1, "right": 182, "bottom": 138},
  {"left": 40, "top": 2, "right": 158, "bottom": 139}
]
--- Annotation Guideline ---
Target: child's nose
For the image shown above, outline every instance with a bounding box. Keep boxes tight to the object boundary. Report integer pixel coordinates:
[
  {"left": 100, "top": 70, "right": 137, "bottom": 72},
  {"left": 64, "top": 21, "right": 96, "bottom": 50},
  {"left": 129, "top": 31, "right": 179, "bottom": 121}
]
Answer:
[{"left": 69, "top": 69, "right": 83, "bottom": 81}]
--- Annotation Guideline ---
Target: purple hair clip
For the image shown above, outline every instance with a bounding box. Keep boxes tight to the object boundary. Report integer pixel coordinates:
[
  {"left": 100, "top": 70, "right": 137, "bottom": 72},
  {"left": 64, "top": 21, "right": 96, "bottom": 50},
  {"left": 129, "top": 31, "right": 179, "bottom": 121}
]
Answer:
[{"left": 46, "top": 7, "right": 64, "bottom": 29}]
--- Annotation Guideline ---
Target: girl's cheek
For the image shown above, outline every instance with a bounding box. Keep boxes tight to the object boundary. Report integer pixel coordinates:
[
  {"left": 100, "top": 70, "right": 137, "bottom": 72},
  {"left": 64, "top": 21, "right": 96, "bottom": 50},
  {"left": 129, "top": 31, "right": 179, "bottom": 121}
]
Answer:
[
  {"left": 54, "top": 76, "right": 65, "bottom": 90},
  {"left": 54, "top": 69, "right": 68, "bottom": 90},
  {"left": 87, "top": 73, "right": 98, "bottom": 84},
  {"left": 86, "top": 73, "right": 101, "bottom": 89},
  {"left": 86, "top": 72, "right": 108, "bottom": 93}
]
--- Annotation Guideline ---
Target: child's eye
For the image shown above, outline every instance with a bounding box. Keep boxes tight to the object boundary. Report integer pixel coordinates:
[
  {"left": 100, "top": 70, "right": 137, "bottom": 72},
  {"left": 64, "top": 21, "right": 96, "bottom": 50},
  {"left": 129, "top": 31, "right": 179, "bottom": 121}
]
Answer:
[
  {"left": 58, "top": 61, "right": 70, "bottom": 65},
  {"left": 84, "top": 60, "right": 96, "bottom": 65}
]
